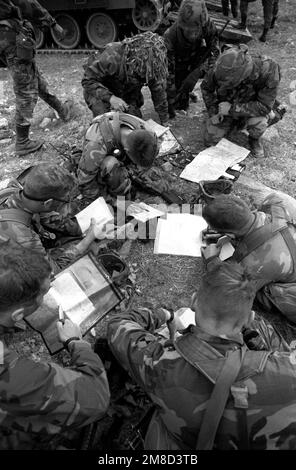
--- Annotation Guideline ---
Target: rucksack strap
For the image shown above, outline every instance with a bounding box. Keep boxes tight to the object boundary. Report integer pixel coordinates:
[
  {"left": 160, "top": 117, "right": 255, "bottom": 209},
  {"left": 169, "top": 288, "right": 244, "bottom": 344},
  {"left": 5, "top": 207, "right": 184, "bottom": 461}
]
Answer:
[
  {"left": 0, "top": 208, "right": 32, "bottom": 227},
  {"left": 97, "top": 113, "right": 122, "bottom": 155},
  {"left": 233, "top": 219, "right": 288, "bottom": 263},
  {"left": 196, "top": 346, "right": 248, "bottom": 450}
]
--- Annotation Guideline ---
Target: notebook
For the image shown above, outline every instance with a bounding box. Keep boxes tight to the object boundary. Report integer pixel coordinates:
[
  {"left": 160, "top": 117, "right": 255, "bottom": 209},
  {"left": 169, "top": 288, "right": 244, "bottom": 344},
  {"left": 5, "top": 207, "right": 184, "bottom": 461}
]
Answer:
[{"left": 25, "top": 253, "right": 124, "bottom": 355}]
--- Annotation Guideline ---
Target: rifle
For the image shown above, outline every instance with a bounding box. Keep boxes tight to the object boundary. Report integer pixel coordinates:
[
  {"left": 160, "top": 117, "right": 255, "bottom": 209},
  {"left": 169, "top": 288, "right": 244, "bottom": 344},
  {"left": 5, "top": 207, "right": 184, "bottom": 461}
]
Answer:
[{"left": 129, "top": 170, "right": 185, "bottom": 205}]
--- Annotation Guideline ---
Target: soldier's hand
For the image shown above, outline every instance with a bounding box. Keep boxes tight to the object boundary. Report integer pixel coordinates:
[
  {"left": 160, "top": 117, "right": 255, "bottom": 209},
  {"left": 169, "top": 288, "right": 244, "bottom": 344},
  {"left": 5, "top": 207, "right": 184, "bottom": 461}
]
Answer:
[
  {"left": 201, "top": 243, "right": 222, "bottom": 261},
  {"left": 218, "top": 101, "right": 232, "bottom": 116},
  {"left": 110, "top": 95, "right": 128, "bottom": 112},
  {"left": 161, "top": 308, "right": 185, "bottom": 341},
  {"left": 57, "top": 319, "right": 82, "bottom": 344},
  {"left": 52, "top": 23, "right": 66, "bottom": 39}
]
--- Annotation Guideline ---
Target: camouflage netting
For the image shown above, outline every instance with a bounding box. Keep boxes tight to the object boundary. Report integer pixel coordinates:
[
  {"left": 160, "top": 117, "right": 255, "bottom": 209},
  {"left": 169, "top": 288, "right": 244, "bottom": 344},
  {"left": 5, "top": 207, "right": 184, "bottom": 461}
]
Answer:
[{"left": 121, "top": 32, "right": 168, "bottom": 84}]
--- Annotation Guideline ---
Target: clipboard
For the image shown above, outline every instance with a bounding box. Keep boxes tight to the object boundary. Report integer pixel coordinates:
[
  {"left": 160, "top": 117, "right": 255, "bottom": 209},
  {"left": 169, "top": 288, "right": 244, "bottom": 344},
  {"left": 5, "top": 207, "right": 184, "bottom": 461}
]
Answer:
[{"left": 25, "top": 252, "right": 124, "bottom": 355}]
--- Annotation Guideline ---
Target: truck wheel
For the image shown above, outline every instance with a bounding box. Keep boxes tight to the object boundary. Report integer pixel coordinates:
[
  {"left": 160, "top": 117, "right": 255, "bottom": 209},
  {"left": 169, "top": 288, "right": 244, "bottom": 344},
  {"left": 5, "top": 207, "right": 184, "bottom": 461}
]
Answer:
[
  {"left": 51, "top": 14, "right": 81, "bottom": 49},
  {"left": 132, "top": 0, "right": 163, "bottom": 32},
  {"left": 86, "top": 13, "right": 117, "bottom": 49},
  {"left": 33, "top": 26, "right": 45, "bottom": 49}
]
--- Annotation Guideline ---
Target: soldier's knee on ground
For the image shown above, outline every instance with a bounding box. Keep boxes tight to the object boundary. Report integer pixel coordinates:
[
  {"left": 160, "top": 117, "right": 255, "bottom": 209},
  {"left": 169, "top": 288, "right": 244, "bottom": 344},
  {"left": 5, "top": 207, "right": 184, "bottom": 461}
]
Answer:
[{"left": 246, "top": 116, "right": 268, "bottom": 139}]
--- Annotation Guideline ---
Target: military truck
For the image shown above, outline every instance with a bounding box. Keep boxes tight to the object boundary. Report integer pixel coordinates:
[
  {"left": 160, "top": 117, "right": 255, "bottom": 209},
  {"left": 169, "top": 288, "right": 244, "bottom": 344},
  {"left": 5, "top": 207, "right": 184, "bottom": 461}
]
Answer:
[{"left": 36, "top": 0, "right": 166, "bottom": 49}]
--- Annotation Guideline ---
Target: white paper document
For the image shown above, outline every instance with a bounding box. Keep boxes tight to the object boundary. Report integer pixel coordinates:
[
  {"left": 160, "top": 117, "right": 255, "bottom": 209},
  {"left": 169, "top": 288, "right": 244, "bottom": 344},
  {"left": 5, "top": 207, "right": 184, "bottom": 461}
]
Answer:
[
  {"left": 146, "top": 119, "right": 169, "bottom": 138},
  {"left": 45, "top": 272, "right": 94, "bottom": 326},
  {"left": 180, "top": 138, "right": 250, "bottom": 183},
  {"left": 219, "top": 241, "right": 235, "bottom": 261},
  {"left": 154, "top": 214, "right": 207, "bottom": 257},
  {"left": 75, "top": 197, "right": 114, "bottom": 233},
  {"left": 126, "top": 202, "right": 165, "bottom": 223},
  {"left": 159, "top": 130, "right": 180, "bottom": 157}
]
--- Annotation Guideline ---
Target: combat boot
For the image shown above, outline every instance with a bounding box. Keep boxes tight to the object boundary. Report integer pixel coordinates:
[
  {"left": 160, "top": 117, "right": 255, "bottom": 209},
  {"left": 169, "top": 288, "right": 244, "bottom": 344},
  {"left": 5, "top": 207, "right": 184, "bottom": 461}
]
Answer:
[
  {"left": 249, "top": 136, "right": 265, "bottom": 159},
  {"left": 234, "top": 11, "right": 247, "bottom": 29},
  {"left": 259, "top": 28, "right": 269, "bottom": 42},
  {"left": 55, "top": 99, "right": 74, "bottom": 122},
  {"left": 15, "top": 125, "right": 44, "bottom": 157},
  {"left": 43, "top": 95, "right": 74, "bottom": 122}
]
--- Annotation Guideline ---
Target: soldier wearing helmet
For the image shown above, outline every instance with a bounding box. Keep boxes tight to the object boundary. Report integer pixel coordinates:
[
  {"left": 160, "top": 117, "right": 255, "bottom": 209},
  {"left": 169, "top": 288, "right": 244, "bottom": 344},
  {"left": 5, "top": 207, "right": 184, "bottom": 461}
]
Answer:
[
  {"left": 77, "top": 112, "right": 163, "bottom": 203},
  {"left": 0, "top": 163, "right": 106, "bottom": 273},
  {"left": 201, "top": 45, "right": 281, "bottom": 158},
  {"left": 82, "top": 32, "right": 169, "bottom": 126},
  {"left": 164, "top": 0, "right": 219, "bottom": 115}
]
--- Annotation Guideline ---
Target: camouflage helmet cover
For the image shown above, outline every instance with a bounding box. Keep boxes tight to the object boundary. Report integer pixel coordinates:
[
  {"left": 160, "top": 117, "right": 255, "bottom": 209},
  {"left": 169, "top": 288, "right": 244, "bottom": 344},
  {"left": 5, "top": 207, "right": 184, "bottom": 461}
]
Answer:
[
  {"left": 178, "top": 0, "right": 209, "bottom": 30},
  {"left": 214, "top": 45, "right": 253, "bottom": 88},
  {"left": 23, "top": 163, "right": 76, "bottom": 201}
]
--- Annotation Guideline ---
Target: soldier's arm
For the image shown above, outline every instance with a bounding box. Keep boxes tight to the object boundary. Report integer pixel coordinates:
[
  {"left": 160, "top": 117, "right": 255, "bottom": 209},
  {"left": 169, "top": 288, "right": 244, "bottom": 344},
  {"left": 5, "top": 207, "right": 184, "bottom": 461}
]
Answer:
[
  {"left": 148, "top": 79, "right": 169, "bottom": 125},
  {"left": 200, "top": 69, "right": 219, "bottom": 115},
  {"left": 12, "top": 0, "right": 56, "bottom": 28},
  {"left": 40, "top": 211, "right": 82, "bottom": 238},
  {"left": 1, "top": 341, "right": 109, "bottom": 433},
  {"left": 259, "top": 191, "right": 296, "bottom": 221},
  {"left": 81, "top": 48, "right": 121, "bottom": 105},
  {"left": 77, "top": 139, "right": 108, "bottom": 200},
  {"left": 163, "top": 27, "right": 177, "bottom": 109},
  {"left": 107, "top": 308, "right": 167, "bottom": 389},
  {"left": 230, "top": 62, "right": 280, "bottom": 118}
]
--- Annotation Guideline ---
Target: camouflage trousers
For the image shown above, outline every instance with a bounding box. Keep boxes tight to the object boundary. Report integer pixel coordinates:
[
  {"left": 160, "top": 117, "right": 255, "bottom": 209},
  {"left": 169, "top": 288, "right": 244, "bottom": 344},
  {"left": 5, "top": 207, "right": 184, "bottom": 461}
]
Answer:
[
  {"left": 83, "top": 88, "right": 144, "bottom": 119},
  {"left": 221, "top": 0, "right": 238, "bottom": 17},
  {"left": 204, "top": 114, "right": 268, "bottom": 146},
  {"left": 240, "top": 0, "right": 279, "bottom": 28},
  {"left": 0, "top": 26, "right": 61, "bottom": 126}
]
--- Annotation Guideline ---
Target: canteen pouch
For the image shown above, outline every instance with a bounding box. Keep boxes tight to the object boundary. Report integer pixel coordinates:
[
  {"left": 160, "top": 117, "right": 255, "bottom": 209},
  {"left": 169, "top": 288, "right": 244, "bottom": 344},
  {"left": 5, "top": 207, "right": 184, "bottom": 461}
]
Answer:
[{"left": 16, "top": 30, "right": 35, "bottom": 61}]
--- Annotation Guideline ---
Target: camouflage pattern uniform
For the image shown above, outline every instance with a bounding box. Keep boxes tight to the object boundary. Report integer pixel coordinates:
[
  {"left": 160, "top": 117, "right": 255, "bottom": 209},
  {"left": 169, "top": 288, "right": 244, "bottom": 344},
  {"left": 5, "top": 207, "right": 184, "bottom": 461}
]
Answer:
[
  {"left": 201, "top": 54, "right": 280, "bottom": 145},
  {"left": 78, "top": 112, "right": 167, "bottom": 202},
  {"left": 229, "top": 192, "right": 296, "bottom": 324},
  {"left": 82, "top": 33, "right": 169, "bottom": 124},
  {"left": 0, "top": 337, "right": 109, "bottom": 449},
  {"left": 221, "top": 0, "right": 238, "bottom": 18},
  {"left": 108, "top": 307, "right": 296, "bottom": 450},
  {"left": 0, "top": 0, "right": 64, "bottom": 127},
  {"left": 164, "top": 7, "right": 219, "bottom": 112},
  {"left": 0, "top": 190, "right": 83, "bottom": 273}
]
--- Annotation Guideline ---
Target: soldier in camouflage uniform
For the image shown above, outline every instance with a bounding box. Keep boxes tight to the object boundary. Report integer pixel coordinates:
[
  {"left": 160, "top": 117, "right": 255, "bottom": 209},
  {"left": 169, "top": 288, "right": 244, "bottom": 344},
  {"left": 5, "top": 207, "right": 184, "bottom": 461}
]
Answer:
[
  {"left": 78, "top": 111, "right": 165, "bottom": 203},
  {"left": 108, "top": 261, "right": 296, "bottom": 450},
  {"left": 0, "top": 163, "right": 106, "bottom": 273},
  {"left": 238, "top": 0, "right": 279, "bottom": 42},
  {"left": 164, "top": 0, "right": 219, "bottom": 115},
  {"left": 0, "top": 240, "right": 109, "bottom": 450},
  {"left": 82, "top": 31, "right": 169, "bottom": 125},
  {"left": 0, "top": 0, "right": 73, "bottom": 156},
  {"left": 201, "top": 44, "right": 281, "bottom": 158},
  {"left": 202, "top": 191, "right": 296, "bottom": 324}
]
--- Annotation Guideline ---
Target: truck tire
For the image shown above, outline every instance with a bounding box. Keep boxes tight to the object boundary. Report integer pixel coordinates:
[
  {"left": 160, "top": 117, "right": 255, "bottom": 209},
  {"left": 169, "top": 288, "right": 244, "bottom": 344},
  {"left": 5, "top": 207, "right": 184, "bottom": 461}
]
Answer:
[
  {"left": 86, "top": 12, "right": 117, "bottom": 49},
  {"left": 51, "top": 13, "right": 81, "bottom": 49}
]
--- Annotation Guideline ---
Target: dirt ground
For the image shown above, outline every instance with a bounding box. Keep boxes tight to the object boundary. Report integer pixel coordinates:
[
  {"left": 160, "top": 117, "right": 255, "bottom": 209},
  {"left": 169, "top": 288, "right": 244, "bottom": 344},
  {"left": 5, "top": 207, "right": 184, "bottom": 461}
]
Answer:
[{"left": 0, "top": 0, "right": 296, "bottom": 425}]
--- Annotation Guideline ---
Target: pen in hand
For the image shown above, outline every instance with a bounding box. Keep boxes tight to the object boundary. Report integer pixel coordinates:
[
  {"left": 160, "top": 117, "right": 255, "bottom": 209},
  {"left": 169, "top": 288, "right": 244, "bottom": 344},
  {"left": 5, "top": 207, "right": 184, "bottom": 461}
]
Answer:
[{"left": 58, "top": 305, "right": 65, "bottom": 325}]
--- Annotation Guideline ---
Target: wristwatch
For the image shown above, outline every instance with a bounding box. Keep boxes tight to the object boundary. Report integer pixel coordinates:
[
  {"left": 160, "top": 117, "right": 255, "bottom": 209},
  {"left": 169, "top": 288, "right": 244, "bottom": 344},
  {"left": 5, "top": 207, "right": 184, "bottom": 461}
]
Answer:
[{"left": 63, "top": 337, "right": 81, "bottom": 352}]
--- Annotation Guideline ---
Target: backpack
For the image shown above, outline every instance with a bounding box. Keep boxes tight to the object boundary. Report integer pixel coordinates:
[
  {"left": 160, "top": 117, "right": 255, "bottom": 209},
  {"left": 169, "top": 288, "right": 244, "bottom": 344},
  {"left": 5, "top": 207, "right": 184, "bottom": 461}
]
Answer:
[
  {"left": 232, "top": 201, "right": 296, "bottom": 276},
  {"left": 92, "top": 112, "right": 146, "bottom": 156}
]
